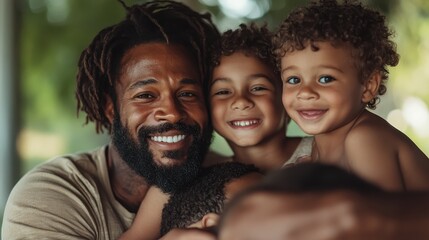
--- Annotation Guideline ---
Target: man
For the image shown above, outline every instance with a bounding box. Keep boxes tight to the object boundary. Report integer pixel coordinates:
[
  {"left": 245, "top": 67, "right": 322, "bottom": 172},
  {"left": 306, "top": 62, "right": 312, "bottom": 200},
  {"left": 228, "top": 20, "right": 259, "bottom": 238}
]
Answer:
[{"left": 2, "top": 1, "right": 219, "bottom": 239}]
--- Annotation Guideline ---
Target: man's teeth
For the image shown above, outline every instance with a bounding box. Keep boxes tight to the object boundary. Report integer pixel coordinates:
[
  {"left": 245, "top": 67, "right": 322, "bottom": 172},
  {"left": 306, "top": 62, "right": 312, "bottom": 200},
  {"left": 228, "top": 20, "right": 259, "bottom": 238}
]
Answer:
[
  {"left": 231, "top": 120, "right": 259, "bottom": 127},
  {"left": 151, "top": 135, "right": 186, "bottom": 143}
]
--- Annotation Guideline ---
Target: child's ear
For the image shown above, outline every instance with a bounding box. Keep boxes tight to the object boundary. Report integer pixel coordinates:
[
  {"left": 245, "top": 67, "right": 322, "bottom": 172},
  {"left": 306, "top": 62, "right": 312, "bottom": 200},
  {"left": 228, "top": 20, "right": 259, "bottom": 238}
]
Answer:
[
  {"left": 105, "top": 96, "right": 115, "bottom": 124},
  {"left": 362, "top": 71, "right": 382, "bottom": 103},
  {"left": 201, "top": 213, "right": 220, "bottom": 228}
]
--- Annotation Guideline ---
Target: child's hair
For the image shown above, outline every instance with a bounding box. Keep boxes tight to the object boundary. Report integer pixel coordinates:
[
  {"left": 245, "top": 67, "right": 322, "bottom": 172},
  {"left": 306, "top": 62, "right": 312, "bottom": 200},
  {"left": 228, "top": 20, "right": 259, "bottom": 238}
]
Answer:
[
  {"left": 219, "top": 162, "right": 382, "bottom": 230},
  {"left": 159, "top": 162, "right": 260, "bottom": 236},
  {"left": 272, "top": 0, "right": 400, "bottom": 109},
  {"left": 210, "top": 23, "right": 279, "bottom": 79}
]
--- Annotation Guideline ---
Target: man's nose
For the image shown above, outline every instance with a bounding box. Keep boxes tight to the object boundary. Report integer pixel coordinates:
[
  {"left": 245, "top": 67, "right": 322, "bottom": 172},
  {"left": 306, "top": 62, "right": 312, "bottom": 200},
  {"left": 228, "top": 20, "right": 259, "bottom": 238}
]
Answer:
[{"left": 154, "top": 96, "right": 185, "bottom": 123}]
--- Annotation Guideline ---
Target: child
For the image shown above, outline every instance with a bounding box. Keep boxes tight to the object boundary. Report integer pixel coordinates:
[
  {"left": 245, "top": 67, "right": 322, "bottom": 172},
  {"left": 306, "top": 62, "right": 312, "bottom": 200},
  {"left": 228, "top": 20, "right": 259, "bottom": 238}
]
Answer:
[
  {"left": 160, "top": 162, "right": 262, "bottom": 236},
  {"left": 218, "top": 162, "right": 382, "bottom": 240},
  {"left": 120, "top": 162, "right": 262, "bottom": 239},
  {"left": 205, "top": 23, "right": 313, "bottom": 171},
  {"left": 273, "top": 0, "right": 429, "bottom": 191}
]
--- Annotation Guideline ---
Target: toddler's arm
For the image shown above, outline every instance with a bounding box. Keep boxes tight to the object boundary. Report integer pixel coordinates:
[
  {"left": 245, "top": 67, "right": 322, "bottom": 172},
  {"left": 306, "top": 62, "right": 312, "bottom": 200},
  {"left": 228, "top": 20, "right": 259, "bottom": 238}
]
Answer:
[{"left": 119, "top": 186, "right": 169, "bottom": 240}]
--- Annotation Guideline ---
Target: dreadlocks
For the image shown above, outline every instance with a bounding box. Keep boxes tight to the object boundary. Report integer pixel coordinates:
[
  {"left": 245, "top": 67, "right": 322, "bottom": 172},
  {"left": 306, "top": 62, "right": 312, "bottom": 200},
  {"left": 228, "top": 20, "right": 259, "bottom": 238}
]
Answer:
[{"left": 76, "top": 0, "right": 220, "bottom": 133}]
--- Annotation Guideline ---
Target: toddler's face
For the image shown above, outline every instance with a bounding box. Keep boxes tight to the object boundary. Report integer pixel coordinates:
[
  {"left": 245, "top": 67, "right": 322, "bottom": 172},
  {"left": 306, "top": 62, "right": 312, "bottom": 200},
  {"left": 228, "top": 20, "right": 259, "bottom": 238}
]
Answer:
[
  {"left": 210, "top": 52, "right": 286, "bottom": 147},
  {"left": 280, "top": 41, "right": 367, "bottom": 135}
]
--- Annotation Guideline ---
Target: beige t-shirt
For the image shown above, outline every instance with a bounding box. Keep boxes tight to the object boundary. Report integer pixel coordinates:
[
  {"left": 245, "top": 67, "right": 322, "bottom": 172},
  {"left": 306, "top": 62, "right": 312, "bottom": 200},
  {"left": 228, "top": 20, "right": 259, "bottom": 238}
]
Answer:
[{"left": 2, "top": 146, "right": 134, "bottom": 240}]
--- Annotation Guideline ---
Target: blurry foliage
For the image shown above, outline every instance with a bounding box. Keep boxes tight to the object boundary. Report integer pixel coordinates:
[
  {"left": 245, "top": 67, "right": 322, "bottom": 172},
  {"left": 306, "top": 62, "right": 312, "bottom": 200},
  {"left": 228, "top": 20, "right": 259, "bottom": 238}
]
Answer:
[{"left": 17, "top": 0, "right": 429, "bottom": 172}]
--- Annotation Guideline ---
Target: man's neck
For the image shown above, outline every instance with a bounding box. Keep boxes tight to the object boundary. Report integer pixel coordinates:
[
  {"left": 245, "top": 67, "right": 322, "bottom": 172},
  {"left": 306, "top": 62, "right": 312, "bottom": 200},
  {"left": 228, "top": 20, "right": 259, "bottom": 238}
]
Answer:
[{"left": 107, "top": 143, "right": 150, "bottom": 213}]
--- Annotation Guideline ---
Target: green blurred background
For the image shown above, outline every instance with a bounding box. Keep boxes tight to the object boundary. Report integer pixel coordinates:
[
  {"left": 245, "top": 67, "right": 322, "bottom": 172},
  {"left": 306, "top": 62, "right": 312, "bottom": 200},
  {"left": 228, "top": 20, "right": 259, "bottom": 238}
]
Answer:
[{"left": 1, "top": 0, "right": 429, "bottom": 234}]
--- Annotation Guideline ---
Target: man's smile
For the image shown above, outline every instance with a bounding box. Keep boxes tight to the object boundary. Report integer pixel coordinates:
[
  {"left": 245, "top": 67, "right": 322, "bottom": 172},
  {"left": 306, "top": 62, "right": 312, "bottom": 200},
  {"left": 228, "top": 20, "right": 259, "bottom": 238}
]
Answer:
[{"left": 150, "top": 134, "right": 186, "bottom": 143}]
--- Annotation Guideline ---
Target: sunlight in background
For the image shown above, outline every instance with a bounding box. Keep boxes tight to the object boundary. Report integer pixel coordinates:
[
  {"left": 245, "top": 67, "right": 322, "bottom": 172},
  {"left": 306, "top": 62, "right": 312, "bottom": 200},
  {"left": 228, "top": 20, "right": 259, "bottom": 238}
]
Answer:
[
  {"left": 387, "top": 97, "right": 429, "bottom": 138},
  {"left": 17, "top": 130, "right": 65, "bottom": 160},
  {"left": 401, "top": 97, "right": 429, "bottom": 137},
  {"left": 386, "top": 0, "right": 429, "bottom": 154},
  {"left": 200, "top": 0, "right": 271, "bottom": 19},
  {"left": 29, "top": 0, "right": 70, "bottom": 23}
]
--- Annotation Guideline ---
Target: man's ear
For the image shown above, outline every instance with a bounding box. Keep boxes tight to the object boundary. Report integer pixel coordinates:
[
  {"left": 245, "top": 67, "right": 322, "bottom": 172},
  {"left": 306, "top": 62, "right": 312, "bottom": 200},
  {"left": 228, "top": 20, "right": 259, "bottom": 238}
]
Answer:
[
  {"left": 201, "top": 213, "right": 220, "bottom": 229},
  {"left": 362, "top": 71, "right": 382, "bottom": 103},
  {"left": 105, "top": 96, "right": 115, "bottom": 124}
]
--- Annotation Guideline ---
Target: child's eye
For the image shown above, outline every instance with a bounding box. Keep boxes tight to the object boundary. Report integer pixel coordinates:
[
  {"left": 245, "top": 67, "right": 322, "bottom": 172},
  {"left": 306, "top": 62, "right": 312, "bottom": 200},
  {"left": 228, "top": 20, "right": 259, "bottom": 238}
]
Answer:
[
  {"left": 319, "top": 76, "right": 335, "bottom": 84},
  {"left": 213, "top": 89, "right": 231, "bottom": 96},
  {"left": 285, "top": 77, "right": 300, "bottom": 85},
  {"left": 250, "top": 86, "right": 268, "bottom": 92}
]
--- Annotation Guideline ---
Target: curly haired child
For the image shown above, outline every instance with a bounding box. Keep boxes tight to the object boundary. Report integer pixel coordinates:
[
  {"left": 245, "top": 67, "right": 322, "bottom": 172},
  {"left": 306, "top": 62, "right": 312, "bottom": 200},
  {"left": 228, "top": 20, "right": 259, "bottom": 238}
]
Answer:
[
  {"left": 205, "top": 23, "right": 313, "bottom": 171},
  {"left": 160, "top": 162, "right": 262, "bottom": 237},
  {"left": 120, "top": 162, "right": 262, "bottom": 240},
  {"left": 273, "top": 0, "right": 429, "bottom": 191}
]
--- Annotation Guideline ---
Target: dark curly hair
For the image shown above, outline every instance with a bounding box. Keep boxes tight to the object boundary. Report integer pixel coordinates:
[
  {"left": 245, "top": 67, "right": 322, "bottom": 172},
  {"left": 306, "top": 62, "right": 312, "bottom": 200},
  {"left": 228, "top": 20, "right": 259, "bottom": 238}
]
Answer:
[
  {"left": 272, "top": 0, "right": 399, "bottom": 109},
  {"left": 160, "top": 162, "right": 261, "bottom": 236},
  {"left": 210, "top": 23, "right": 279, "bottom": 83},
  {"left": 76, "top": 0, "right": 220, "bottom": 133}
]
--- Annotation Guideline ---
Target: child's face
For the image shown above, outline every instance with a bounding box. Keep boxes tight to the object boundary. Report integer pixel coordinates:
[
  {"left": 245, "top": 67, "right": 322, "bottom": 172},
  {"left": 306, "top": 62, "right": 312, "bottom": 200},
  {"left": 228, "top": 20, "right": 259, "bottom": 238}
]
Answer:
[
  {"left": 210, "top": 52, "right": 286, "bottom": 147},
  {"left": 280, "top": 42, "right": 367, "bottom": 135}
]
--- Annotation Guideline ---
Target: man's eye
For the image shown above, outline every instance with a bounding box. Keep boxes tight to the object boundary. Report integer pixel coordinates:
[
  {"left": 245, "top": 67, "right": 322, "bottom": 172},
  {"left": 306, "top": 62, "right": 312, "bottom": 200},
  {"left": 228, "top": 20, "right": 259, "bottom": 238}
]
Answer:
[
  {"left": 135, "top": 93, "right": 154, "bottom": 99},
  {"left": 319, "top": 76, "right": 335, "bottom": 84},
  {"left": 178, "top": 91, "right": 197, "bottom": 98},
  {"left": 286, "top": 77, "right": 300, "bottom": 85}
]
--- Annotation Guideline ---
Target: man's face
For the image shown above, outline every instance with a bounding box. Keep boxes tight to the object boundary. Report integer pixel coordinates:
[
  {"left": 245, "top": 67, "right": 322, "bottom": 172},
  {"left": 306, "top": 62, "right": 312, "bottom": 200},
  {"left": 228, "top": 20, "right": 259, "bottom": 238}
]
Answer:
[{"left": 111, "top": 43, "right": 212, "bottom": 193}]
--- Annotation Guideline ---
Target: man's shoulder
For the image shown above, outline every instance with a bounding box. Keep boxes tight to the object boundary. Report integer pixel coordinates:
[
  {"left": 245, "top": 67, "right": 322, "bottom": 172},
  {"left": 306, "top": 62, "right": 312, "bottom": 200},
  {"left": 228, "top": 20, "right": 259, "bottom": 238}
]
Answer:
[
  {"left": 1, "top": 145, "right": 125, "bottom": 239},
  {"left": 34, "top": 145, "right": 108, "bottom": 176},
  {"left": 11, "top": 145, "right": 109, "bottom": 198}
]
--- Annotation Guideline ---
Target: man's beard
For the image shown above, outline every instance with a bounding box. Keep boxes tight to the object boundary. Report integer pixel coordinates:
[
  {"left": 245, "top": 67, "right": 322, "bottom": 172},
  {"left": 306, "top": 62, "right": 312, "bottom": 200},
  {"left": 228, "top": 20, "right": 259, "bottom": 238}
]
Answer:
[{"left": 112, "top": 114, "right": 212, "bottom": 193}]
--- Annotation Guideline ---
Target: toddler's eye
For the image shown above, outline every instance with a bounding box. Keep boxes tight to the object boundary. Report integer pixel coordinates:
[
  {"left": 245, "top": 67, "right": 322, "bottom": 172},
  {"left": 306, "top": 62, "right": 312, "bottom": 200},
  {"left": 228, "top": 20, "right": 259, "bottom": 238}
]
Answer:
[
  {"left": 285, "top": 77, "right": 300, "bottom": 85},
  {"left": 319, "top": 76, "right": 335, "bottom": 84}
]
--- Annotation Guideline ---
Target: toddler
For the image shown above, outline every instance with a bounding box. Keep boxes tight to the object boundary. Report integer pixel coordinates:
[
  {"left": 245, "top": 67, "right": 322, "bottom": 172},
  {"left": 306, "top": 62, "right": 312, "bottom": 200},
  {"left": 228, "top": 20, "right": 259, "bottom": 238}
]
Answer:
[{"left": 273, "top": 0, "right": 429, "bottom": 190}]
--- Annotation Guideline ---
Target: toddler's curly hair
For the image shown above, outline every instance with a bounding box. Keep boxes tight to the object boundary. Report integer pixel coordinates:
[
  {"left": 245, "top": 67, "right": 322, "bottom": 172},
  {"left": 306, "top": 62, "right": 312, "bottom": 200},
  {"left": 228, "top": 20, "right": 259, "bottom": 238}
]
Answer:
[{"left": 273, "top": 0, "right": 399, "bottom": 109}]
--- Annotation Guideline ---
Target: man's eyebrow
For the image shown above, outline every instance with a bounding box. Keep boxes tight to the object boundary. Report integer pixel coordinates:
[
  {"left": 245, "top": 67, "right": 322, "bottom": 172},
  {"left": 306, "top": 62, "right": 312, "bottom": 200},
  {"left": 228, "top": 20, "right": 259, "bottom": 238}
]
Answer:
[{"left": 128, "top": 79, "right": 157, "bottom": 90}]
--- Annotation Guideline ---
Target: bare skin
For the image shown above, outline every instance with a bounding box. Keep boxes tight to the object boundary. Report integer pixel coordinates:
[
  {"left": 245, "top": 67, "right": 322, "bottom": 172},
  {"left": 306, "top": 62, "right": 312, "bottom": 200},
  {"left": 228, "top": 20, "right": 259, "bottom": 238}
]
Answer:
[{"left": 107, "top": 144, "right": 150, "bottom": 212}]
